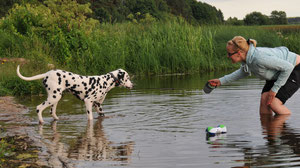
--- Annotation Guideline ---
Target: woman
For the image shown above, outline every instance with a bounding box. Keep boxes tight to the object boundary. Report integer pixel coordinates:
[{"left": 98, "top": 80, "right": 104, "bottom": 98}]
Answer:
[{"left": 209, "top": 36, "right": 300, "bottom": 115}]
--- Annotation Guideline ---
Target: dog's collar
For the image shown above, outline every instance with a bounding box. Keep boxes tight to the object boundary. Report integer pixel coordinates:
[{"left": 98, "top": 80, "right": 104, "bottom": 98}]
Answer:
[{"left": 109, "top": 73, "right": 120, "bottom": 86}]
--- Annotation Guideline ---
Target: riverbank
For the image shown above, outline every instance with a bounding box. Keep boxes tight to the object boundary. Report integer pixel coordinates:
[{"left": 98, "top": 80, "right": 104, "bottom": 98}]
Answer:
[
  {"left": 0, "top": 96, "right": 44, "bottom": 167},
  {"left": 0, "top": 96, "right": 52, "bottom": 168}
]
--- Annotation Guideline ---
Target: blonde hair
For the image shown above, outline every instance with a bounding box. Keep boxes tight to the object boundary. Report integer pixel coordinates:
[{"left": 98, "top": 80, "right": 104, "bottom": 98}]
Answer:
[{"left": 227, "top": 36, "right": 257, "bottom": 52}]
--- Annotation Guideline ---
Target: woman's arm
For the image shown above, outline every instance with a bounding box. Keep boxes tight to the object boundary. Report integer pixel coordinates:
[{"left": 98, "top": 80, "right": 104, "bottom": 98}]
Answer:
[{"left": 218, "top": 65, "right": 250, "bottom": 85}]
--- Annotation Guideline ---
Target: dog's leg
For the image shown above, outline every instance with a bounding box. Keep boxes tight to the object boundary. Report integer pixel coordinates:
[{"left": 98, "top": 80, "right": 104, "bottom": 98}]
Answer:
[
  {"left": 37, "top": 100, "right": 52, "bottom": 124},
  {"left": 37, "top": 93, "right": 62, "bottom": 124},
  {"left": 50, "top": 103, "right": 59, "bottom": 120},
  {"left": 98, "top": 104, "right": 104, "bottom": 117},
  {"left": 95, "top": 94, "right": 108, "bottom": 117},
  {"left": 84, "top": 99, "right": 94, "bottom": 120},
  {"left": 94, "top": 102, "right": 104, "bottom": 117},
  {"left": 37, "top": 105, "right": 45, "bottom": 124}
]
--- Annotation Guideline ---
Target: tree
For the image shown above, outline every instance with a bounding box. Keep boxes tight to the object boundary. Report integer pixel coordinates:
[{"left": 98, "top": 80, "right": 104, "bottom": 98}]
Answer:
[
  {"left": 165, "top": 0, "right": 193, "bottom": 21},
  {"left": 93, "top": 7, "right": 111, "bottom": 22},
  {"left": 217, "top": 9, "right": 224, "bottom": 23},
  {"left": 270, "top": 10, "right": 288, "bottom": 25},
  {"left": 125, "top": 0, "right": 159, "bottom": 18},
  {"left": 187, "top": 0, "right": 224, "bottom": 24},
  {"left": 244, "top": 11, "right": 270, "bottom": 25},
  {"left": 0, "top": 0, "right": 44, "bottom": 17},
  {"left": 155, "top": 0, "right": 169, "bottom": 12},
  {"left": 0, "top": 0, "right": 17, "bottom": 17},
  {"left": 1, "top": 0, "right": 226, "bottom": 25},
  {"left": 226, "top": 17, "right": 243, "bottom": 25},
  {"left": 288, "top": 17, "right": 300, "bottom": 24}
]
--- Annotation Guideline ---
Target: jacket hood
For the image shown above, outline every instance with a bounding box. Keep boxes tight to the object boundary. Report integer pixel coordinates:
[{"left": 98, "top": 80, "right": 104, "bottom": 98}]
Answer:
[{"left": 246, "top": 44, "right": 256, "bottom": 64}]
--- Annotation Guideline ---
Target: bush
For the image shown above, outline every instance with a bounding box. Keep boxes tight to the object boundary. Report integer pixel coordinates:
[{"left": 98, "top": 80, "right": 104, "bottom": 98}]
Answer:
[
  {"left": 0, "top": 0, "right": 98, "bottom": 65},
  {"left": 0, "top": 86, "right": 11, "bottom": 96},
  {"left": 1, "top": 77, "right": 45, "bottom": 96}
]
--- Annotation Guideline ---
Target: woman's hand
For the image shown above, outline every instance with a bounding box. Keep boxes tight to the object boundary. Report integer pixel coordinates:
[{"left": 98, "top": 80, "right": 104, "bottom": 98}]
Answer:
[
  {"left": 267, "top": 91, "right": 276, "bottom": 105},
  {"left": 208, "top": 79, "right": 221, "bottom": 87}
]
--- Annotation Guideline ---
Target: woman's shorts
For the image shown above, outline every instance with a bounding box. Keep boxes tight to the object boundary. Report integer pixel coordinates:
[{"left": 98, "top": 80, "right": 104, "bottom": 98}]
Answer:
[{"left": 262, "top": 64, "right": 300, "bottom": 104}]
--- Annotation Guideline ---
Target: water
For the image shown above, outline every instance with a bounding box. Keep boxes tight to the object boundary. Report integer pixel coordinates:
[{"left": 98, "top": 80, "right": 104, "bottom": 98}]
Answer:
[{"left": 16, "top": 73, "right": 300, "bottom": 167}]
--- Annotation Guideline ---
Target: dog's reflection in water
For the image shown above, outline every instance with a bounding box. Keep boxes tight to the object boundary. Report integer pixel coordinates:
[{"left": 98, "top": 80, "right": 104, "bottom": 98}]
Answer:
[
  {"left": 39, "top": 117, "right": 134, "bottom": 165},
  {"left": 68, "top": 117, "right": 134, "bottom": 161}
]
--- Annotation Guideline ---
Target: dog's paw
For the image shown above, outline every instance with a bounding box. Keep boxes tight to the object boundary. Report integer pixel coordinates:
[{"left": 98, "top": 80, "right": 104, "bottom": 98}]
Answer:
[{"left": 98, "top": 113, "right": 105, "bottom": 117}]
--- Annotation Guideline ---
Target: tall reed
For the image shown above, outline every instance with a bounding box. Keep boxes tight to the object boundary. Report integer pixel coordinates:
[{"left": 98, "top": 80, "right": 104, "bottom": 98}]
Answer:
[
  {"left": 79, "top": 19, "right": 227, "bottom": 75},
  {"left": 1, "top": 21, "right": 300, "bottom": 96}
]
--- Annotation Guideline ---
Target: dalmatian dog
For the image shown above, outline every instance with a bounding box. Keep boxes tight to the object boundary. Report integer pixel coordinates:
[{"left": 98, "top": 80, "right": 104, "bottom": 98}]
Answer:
[{"left": 17, "top": 65, "right": 133, "bottom": 124}]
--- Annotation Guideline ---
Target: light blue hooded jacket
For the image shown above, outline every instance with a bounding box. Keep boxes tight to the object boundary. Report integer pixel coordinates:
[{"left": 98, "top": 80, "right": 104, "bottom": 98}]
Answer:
[{"left": 219, "top": 44, "right": 297, "bottom": 93}]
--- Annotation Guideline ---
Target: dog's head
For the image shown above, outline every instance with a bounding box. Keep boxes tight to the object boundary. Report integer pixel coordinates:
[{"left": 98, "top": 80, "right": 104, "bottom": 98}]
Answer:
[{"left": 110, "top": 69, "right": 133, "bottom": 89}]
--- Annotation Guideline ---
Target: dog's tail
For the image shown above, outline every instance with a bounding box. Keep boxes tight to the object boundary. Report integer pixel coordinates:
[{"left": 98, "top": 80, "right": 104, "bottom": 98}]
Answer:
[{"left": 17, "top": 65, "right": 47, "bottom": 81}]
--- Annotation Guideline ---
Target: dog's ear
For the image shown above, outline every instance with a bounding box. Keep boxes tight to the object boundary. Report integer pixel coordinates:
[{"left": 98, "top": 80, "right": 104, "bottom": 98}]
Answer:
[{"left": 117, "top": 71, "right": 125, "bottom": 81}]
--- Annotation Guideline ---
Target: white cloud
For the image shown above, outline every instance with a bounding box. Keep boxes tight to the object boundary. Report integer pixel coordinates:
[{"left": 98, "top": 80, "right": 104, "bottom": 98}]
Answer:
[{"left": 199, "top": 0, "right": 300, "bottom": 20}]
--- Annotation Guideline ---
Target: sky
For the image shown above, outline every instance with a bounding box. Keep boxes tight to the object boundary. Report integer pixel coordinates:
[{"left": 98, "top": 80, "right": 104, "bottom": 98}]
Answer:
[{"left": 199, "top": 0, "right": 300, "bottom": 20}]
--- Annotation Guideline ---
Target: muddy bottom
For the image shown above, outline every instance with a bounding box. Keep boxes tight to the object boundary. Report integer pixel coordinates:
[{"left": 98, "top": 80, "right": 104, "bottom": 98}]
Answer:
[
  {"left": 0, "top": 96, "right": 53, "bottom": 167},
  {"left": 0, "top": 135, "right": 46, "bottom": 168}
]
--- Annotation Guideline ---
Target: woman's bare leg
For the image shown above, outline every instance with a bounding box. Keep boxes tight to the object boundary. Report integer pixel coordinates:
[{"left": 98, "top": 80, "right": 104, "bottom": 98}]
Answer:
[
  {"left": 260, "top": 92, "right": 291, "bottom": 115},
  {"left": 260, "top": 92, "right": 273, "bottom": 115},
  {"left": 269, "top": 98, "right": 291, "bottom": 115}
]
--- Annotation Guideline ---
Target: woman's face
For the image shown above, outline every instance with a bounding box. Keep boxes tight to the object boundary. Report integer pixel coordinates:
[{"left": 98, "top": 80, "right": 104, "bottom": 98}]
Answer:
[{"left": 226, "top": 45, "right": 241, "bottom": 63}]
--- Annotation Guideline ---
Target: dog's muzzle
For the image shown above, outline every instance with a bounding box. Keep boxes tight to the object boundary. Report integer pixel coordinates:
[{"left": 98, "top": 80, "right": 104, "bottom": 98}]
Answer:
[{"left": 126, "top": 83, "right": 134, "bottom": 89}]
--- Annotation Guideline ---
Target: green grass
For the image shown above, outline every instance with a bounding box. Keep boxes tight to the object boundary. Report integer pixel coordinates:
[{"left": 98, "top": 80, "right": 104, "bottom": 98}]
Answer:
[
  {"left": 0, "top": 63, "right": 45, "bottom": 96},
  {"left": 1, "top": 21, "right": 300, "bottom": 96}
]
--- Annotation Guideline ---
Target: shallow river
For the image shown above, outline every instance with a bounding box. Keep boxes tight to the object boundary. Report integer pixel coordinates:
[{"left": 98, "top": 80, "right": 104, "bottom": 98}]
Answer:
[{"left": 17, "top": 72, "right": 300, "bottom": 168}]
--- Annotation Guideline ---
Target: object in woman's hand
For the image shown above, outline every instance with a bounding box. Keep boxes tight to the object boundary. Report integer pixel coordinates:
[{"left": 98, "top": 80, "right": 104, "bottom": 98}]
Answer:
[{"left": 203, "top": 82, "right": 217, "bottom": 94}]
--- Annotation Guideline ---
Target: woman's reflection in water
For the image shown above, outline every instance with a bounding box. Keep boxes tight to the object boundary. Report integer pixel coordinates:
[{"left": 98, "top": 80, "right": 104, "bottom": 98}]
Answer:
[
  {"left": 260, "top": 114, "right": 300, "bottom": 154},
  {"left": 260, "top": 114, "right": 290, "bottom": 142},
  {"left": 244, "top": 113, "right": 300, "bottom": 167},
  {"left": 208, "top": 114, "right": 300, "bottom": 168}
]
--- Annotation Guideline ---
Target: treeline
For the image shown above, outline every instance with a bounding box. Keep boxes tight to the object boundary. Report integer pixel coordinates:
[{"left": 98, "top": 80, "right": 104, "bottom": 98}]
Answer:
[
  {"left": 1, "top": 0, "right": 297, "bottom": 26},
  {"left": 1, "top": 0, "right": 296, "bottom": 26},
  {"left": 0, "top": 0, "right": 224, "bottom": 25},
  {"left": 226, "top": 11, "right": 290, "bottom": 26},
  {"left": 78, "top": 0, "right": 224, "bottom": 24},
  {"left": 288, "top": 17, "right": 300, "bottom": 24}
]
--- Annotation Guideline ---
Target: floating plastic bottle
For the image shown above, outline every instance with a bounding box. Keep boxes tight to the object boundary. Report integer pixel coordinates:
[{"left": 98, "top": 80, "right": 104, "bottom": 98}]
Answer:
[{"left": 206, "top": 125, "right": 227, "bottom": 136}]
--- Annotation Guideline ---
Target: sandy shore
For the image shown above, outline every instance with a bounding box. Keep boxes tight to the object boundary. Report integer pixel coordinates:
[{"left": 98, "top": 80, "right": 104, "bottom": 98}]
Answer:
[
  {"left": 0, "top": 96, "right": 50, "bottom": 167},
  {"left": 0, "top": 96, "right": 27, "bottom": 113},
  {"left": 0, "top": 96, "right": 75, "bottom": 168}
]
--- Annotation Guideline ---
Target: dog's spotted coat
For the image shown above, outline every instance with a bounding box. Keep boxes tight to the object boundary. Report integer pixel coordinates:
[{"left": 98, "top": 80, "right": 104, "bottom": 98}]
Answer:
[{"left": 17, "top": 66, "right": 133, "bottom": 124}]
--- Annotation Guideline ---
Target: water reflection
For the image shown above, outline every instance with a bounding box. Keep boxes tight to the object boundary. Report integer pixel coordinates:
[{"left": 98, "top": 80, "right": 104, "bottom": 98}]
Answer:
[
  {"left": 219, "top": 114, "right": 300, "bottom": 168},
  {"left": 68, "top": 117, "right": 134, "bottom": 162},
  {"left": 258, "top": 114, "right": 300, "bottom": 167},
  {"left": 13, "top": 74, "right": 300, "bottom": 167},
  {"left": 260, "top": 114, "right": 290, "bottom": 143},
  {"left": 38, "top": 117, "right": 134, "bottom": 166}
]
